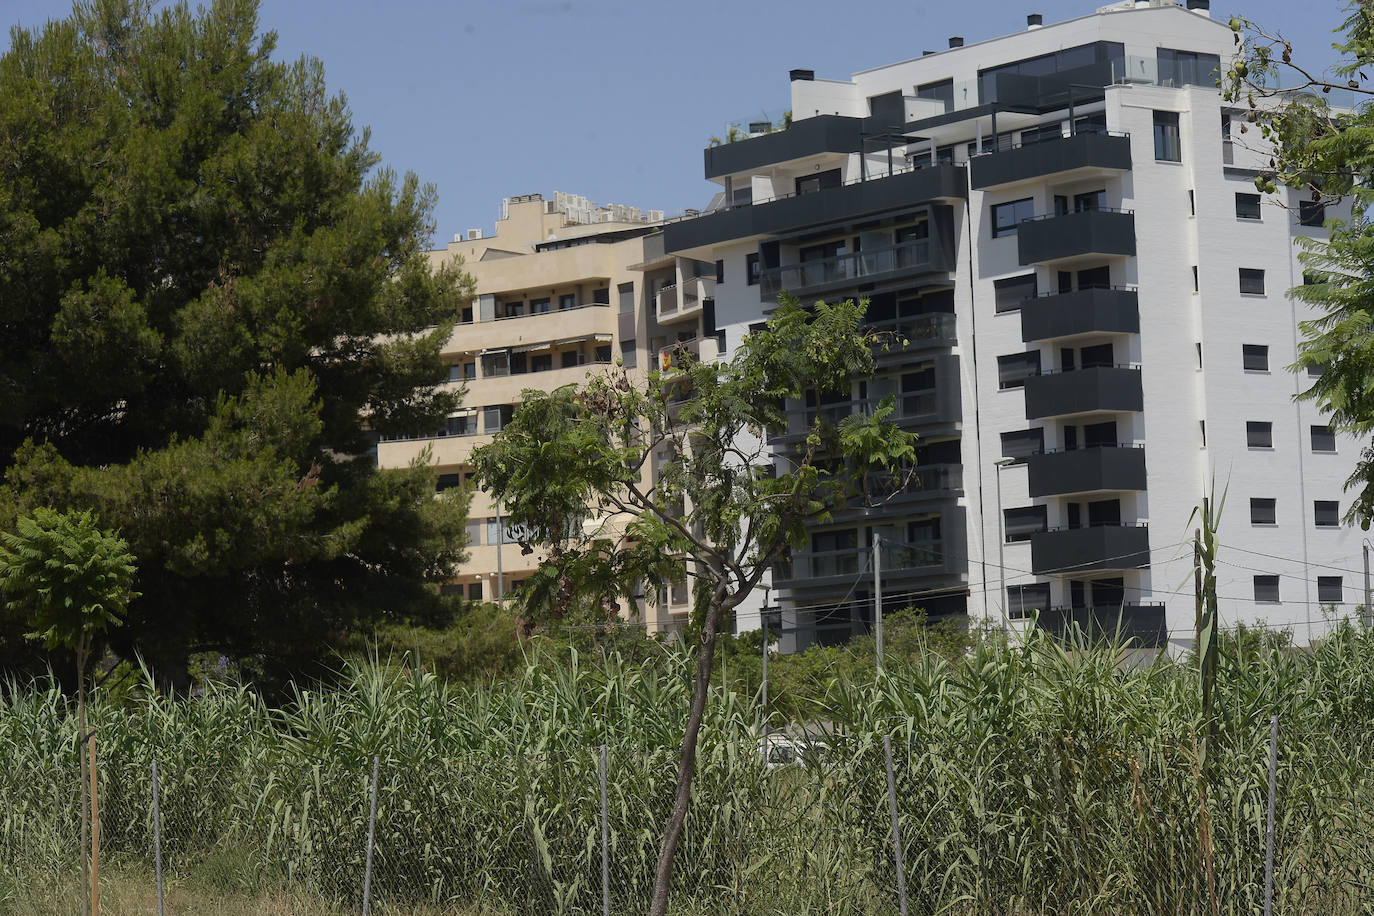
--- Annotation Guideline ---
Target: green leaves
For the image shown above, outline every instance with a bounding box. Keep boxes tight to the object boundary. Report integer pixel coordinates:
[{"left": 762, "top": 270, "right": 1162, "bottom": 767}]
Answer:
[{"left": 0, "top": 507, "right": 137, "bottom": 654}]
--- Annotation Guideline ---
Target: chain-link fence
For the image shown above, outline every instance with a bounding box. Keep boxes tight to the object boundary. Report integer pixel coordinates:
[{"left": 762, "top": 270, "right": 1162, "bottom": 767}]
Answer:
[{"left": 3, "top": 717, "right": 1372, "bottom": 915}]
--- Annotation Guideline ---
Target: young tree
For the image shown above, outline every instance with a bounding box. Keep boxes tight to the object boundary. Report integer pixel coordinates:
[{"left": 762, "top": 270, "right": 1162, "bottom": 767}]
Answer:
[
  {"left": 0, "top": 507, "right": 138, "bottom": 915},
  {"left": 473, "top": 295, "right": 915, "bottom": 915},
  {"left": 0, "top": 0, "right": 472, "bottom": 683},
  {"left": 1223, "top": 3, "right": 1374, "bottom": 525}
]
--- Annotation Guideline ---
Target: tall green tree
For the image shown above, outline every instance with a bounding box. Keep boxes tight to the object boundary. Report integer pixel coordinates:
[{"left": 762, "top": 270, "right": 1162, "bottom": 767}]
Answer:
[
  {"left": 1223, "top": 3, "right": 1374, "bottom": 525},
  {"left": 473, "top": 295, "right": 916, "bottom": 916},
  {"left": 0, "top": 0, "right": 472, "bottom": 685},
  {"left": 0, "top": 506, "right": 138, "bottom": 915}
]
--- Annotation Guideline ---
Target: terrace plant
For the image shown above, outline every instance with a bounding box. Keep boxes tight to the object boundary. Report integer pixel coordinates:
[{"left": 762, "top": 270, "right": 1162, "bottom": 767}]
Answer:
[{"left": 473, "top": 294, "right": 915, "bottom": 915}]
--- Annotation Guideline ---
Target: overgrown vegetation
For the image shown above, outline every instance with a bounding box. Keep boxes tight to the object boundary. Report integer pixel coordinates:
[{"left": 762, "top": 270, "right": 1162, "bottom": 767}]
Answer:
[{"left": 3, "top": 625, "right": 1372, "bottom": 914}]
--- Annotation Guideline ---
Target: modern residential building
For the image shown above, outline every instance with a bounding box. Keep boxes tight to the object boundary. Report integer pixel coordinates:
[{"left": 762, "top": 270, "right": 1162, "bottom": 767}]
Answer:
[
  {"left": 656, "top": 0, "right": 1367, "bottom": 651},
  {"left": 378, "top": 192, "right": 663, "bottom": 604}
]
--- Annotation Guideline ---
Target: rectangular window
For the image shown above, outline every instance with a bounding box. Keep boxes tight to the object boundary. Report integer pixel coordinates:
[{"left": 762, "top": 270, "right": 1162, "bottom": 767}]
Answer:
[
  {"left": 1188, "top": 189, "right": 1196, "bottom": 215},
  {"left": 484, "top": 404, "right": 514, "bottom": 434},
  {"left": 1318, "top": 576, "right": 1343, "bottom": 604},
  {"left": 1001, "top": 428, "right": 1045, "bottom": 464},
  {"left": 746, "top": 253, "right": 760, "bottom": 286},
  {"left": 1200, "top": 420, "right": 1207, "bottom": 447},
  {"left": 468, "top": 581, "right": 484, "bottom": 602},
  {"left": 1299, "top": 200, "right": 1326, "bottom": 227},
  {"left": 561, "top": 350, "right": 580, "bottom": 368},
  {"left": 998, "top": 350, "right": 1042, "bottom": 389},
  {"left": 1311, "top": 425, "right": 1336, "bottom": 452},
  {"left": 436, "top": 472, "right": 463, "bottom": 493},
  {"left": 1192, "top": 265, "right": 1199, "bottom": 292},
  {"left": 530, "top": 354, "right": 552, "bottom": 373},
  {"left": 1235, "top": 193, "right": 1262, "bottom": 220},
  {"left": 592, "top": 288, "right": 610, "bottom": 305},
  {"left": 1004, "top": 505, "right": 1048, "bottom": 543},
  {"left": 1076, "top": 265, "right": 1111, "bottom": 290},
  {"left": 1250, "top": 497, "right": 1277, "bottom": 525},
  {"left": 1314, "top": 500, "right": 1341, "bottom": 527},
  {"left": 620, "top": 340, "right": 638, "bottom": 369},
  {"left": 1157, "top": 47, "right": 1221, "bottom": 86},
  {"left": 1195, "top": 342, "right": 1203, "bottom": 369},
  {"left": 559, "top": 293, "right": 578, "bottom": 311},
  {"left": 595, "top": 345, "right": 612, "bottom": 364},
  {"left": 1246, "top": 421, "right": 1273, "bottom": 449},
  {"left": 1007, "top": 583, "right": 1051, "bottom": 620},
  {"left": 916, "top": 78, "right": 954, "bottom": 112},
  {"left": 715, "top": 259, "right": 725, "bottom": 284},
  {"left": 1080, "top": 343, "right": 1114, "bottom": 369},
  {"left": 1242, "top": 344, "right": 1269, "bottom": 371},
  {"left": 464, "top": 518, "right": 482, "bottom": 547},
  {"left": 992, "top": 198, "right": 1035, "bottom": 238},
  {"left": 1153, "top": 111, "right": 1181, "bottom": 162},
  {"left": 1073, "top": 189, "right": 1107, "bottom": 212},
  {"left": 529, "top": 297, "right": 551, "bottom": 314},
  {"left": 1308, "top": 363, "right": 1326, "bottom": 378},
  {"left": 1254, "top": 575, "right": 1280, "bottom": 603},
  {"left": 994, "top": 274, "right": 1038, "bottom": 313},
  {"left": 1239, "top": 268, "right": 1266, "bottom": 295}
]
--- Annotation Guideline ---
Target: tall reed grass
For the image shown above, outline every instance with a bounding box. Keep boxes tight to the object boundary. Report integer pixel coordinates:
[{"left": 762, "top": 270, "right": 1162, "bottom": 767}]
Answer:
[{"left": 1, "top": 627, "right": 1372, "bottom": 914}]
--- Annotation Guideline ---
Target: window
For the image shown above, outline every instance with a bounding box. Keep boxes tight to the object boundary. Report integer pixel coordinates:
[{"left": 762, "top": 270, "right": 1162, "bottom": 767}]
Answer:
[
  {"left": 1299, "top": 200, "right": 1326, "bottom": 227},
  {"left": 436, "top": 473, "right": 463, "bottom": 493},
  {"left": 468, "top": 582, "right": 484, "bottom": 602},
  {"left": 530, "top": 354, "right": 552, "bottom": 373},
  {"left": 1195, "top": 342, "right": 1203, "bottom": 369},
  {"left": 617, "top": 282, "right": 634, "bottom": 313},
  {"left": 1235, "top": 193, "right": 1262, "bottom": 220},
  {"left": 1153, "top": 111, "right": 1181, "bottom": 162},
  {"left": 619, "top": 340, "right": 638, "bottom": 369},
  {"left": 1221, "top": 112, "right": 1234, "bottom": 164},
  {"left": 1307, "top": 363, "right": 1327, "bottom": 378},
  {"left": 795, "top": 169, "right": 841, "bottom": 195},
  {"left": 1246, "top": 421, "right": 1273, "bottom": 449},
  {"left": 1314, "top": 500, "right": 1341, "bottom": 527},
  {"left": 994, "top": 274, "right": 1038, "bottom": 313},
  {"left": 746, "top": 253, "right": 760, "bottom": 286},
  {"left": 1254, "top": 575, "right": 1280, "bottom": 603},
  {"left": 1004, "top": 505, "right": 1048, "bottom": 543},
  {"left": 1192, "top": 265, "right": 1199, "bottom": 292},
  {"left": 1239, "top": 268, "right": 1266, "bottom": 295},
  {"left": 1073, "top": 189, "right": 1106, "bottom": 212},
  {"left": 1311, "top": 425, "right": 1336, "bottom": 452},
  {"left": 998, "top": 351, "right": 1042, "bottom": 389},
  {"left": 1318, "top": 576, "right": 1343, "bottom": 604},
  {"left": 1199, "top": 420, "right": 1206, "bottom": 447},
  {"left": 1157, "top": 48, "right": 1221, "bottom": 87},
  {"left": 1250, "top": 498, "right": 1277, "bottom": 526},
  {"left": 559, "top": 293, "right": 578, "bottom": 311},
  {"left": 1001, "top": 428, "right": 1045, "bottom": 464},
  {"left": 484, "top": 404, "right": 514, "bottom": 433},
  {"left": 1079, "top": 343, "right": 1114, "bottom": 369},
  {"left": 916, "top": 78, "right": 954, "bottom": 112},
  {"left": 715, "top": 259, "right": 724, "bottom": 284},
  {"left": 1242, "top": 344, "right": 1269, "bottom": 371},
  {"left": 595, "top": 345, "right": 612, "bottom": 364},
  {"left": 1076, "top": 265, "right": 1111, "bottom": 290},
  {"left": 977, "top": 41, "right": 1123, "bottom": 104},
  {"left": 1188, "top": 189, "right": 1196, "bottom": 215},
  {"left": 992, "top": 198, "right": 1035, "bottom": 238},
  {"left": 464, "top": 519, "right": 482, "bottom": 547},
  {"left": 529, "top": 297, "right": 551, "bottom": 314},
  {"left": 1007, "top": 583, "right": 1051, "bottom": 619}
]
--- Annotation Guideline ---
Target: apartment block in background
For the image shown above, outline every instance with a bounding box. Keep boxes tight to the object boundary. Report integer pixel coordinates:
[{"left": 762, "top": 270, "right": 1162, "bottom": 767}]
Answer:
[{"left": 658, "top": 0, "right": 1365, "bottom": 651}]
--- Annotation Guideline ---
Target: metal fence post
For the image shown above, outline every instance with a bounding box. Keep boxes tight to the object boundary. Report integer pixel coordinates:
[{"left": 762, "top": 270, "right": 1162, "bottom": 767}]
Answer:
[
  {"left": 1264, "top": 715, "right": 1278, "bottom": 916},
  {"left": 362, "top": 754, "right": 380, "bottom": 916},
  {"left": 599, "top": 744, "right": 610, "bottom": 916},
  {"left": 151, "top": 758, "right": 164, "bottom": 916},
  {"left": 882, "top": 735, "right": 909, "bottom": 916}
]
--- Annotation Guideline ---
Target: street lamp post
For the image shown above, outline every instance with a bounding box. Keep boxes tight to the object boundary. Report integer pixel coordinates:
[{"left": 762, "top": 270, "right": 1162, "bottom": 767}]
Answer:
[{"left": 993, "top": 458, "right": 1018, "bottom": 637}]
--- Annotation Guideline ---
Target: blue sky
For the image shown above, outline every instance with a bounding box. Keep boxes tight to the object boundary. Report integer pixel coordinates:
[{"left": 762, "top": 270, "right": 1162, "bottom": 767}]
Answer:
[{"left": 3, "top": 0, "right": 1350, "bottom": 246}]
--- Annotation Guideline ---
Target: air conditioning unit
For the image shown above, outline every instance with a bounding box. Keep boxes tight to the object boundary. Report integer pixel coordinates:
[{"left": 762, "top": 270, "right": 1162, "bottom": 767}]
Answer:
[{"left": 466, "top": 228, "right": 482, "bottom": 240}]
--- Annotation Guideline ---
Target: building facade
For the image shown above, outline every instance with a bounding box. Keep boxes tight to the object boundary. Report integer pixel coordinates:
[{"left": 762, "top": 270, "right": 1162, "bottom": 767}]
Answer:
[
  {"left": 378, "top": 192, "right": 662, "bottom": 605},
  {"left": 657, "top": 0, "right": 1366, "bottom": 651}
]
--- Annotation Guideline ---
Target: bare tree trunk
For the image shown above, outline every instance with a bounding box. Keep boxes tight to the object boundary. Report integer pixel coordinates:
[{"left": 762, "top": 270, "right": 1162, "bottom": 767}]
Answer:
[{"left": 648, "top": 594, "right": 726, "bottom": 916}]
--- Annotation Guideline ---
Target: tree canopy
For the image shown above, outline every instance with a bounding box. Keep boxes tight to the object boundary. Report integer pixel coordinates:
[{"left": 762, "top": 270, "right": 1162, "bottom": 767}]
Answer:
[
  {"left": 473, "top": 293, "right": 916, "bottom": 914},
  {"left": 1224, "top": 2, "right": 1374, "bottom": 525},
  {"left": 0, "top": 0, "right": 472, "bottom": 686}
]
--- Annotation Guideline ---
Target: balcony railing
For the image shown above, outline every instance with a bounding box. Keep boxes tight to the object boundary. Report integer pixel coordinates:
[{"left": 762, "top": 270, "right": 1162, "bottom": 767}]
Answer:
[
  {"left": 1034, "top": 603, "right": 1168, "bottom": 648},
  {"left": 760, "top": 240, "right": 933, "bottom": 299},
  {"left": 776, "top": 540, "right": 945, "bottom": 583},
  {"left": 1023, "top": 365, "right": 1143, "bottom": 419},
  {"left": 969, "top": 130, "right": 1131, "bottom": 190},
  {"left": 1026, "top": 444, "right": 1146, "bottom": 497},
  {"left": 865, "top": 313, "right": 959, "bottom": 351},
  {"left": 1017, "top": 208, "right": 1136, "bottom": 265},
  {"left": 1019, "top": 286, "right": 1139, "bottom": 342},
  {"left": 488, "top": 301, "right": 610, "bottom": 322},
  {"left": 1030, "top": 523, "right": 1150, "bottom": 575},
  {"left": 864, "top": 464, "right": 963, "bottom": 501}
]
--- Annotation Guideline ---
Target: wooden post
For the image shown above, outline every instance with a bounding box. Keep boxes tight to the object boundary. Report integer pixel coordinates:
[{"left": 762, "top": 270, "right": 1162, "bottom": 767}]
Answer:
[{"left": 89, "top": 730, "right": 100, "bottom": 916}]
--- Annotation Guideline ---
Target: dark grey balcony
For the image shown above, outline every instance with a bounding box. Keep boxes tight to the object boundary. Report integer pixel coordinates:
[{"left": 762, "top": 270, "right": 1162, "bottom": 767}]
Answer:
[
  {"left": 773, "top": 540, "right": 947, "bottom": 589},
  {"left": 868, "top": 313, "right": 959, "bottom": 357},
  {"left": 661, "top": 164, "right": 966, "bottom": 253},
  {"left": 864, "top": 464, "right": 963, "bottom": 504},
  {"left": 770, "top": 355, "right": 961, "bottom": 442},
  {"left": 1017, "top": 208, "right": 1136, "bottom": 265},
  {"left": 1026, "top": 446, "right": 1146, "bottom": 498},
  {"left": 1030, "top": 524, "right": 1150, "bottom": 575},
  {"left": 1020, "top": 287, "right": 1139, "bottom": 342},
  {"left": 703, "top": 115, "right": 863, "bottom": 179},
  {"left": 1023, "top": 366, "right": 1143, "bottom": 419},
  {"left": 760, "top": 239, "right": 953, "bottom": 302},
  {"left": 1035, "top": 603, "right": 1167, "bottom": 648},
  {"left": 970, "top": 131, "right": 1131, "bottom": 190}
]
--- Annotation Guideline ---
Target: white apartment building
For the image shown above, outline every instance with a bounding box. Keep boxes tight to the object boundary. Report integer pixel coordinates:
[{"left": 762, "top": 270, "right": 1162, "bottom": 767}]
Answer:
[{"left": 658, "top": 0, "right": 1367, "bottom": 651}]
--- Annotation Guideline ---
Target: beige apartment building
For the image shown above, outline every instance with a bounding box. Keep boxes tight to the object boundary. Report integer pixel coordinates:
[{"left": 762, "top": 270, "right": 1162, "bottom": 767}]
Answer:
[{"left": 377, "top": 192, "right": 667, "bottom": 606}]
